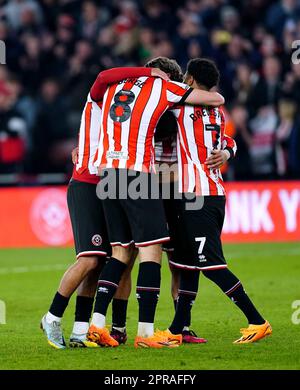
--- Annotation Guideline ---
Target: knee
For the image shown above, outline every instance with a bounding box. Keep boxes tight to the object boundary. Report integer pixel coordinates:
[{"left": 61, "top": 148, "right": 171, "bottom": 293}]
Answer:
[
  {"left": 76, "top": 256, "right": 99, "bottom": 272},
  {"left": 139, "top": 244, "right": 162, "bottom": 263},
  {"left": 112, "top": 245, "right": 132, "bottom": 264}
]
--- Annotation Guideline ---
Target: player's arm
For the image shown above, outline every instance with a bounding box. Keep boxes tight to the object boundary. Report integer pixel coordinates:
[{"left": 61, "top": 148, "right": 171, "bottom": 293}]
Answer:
[
  {"left": 165, "top": 81, "right": 224, "bottom": 107},
  {"left": 222, "top": 134, "right": 237, "bottom": 160},
  {"left": 90, "top": 67, "right": 169, "bottom": 101},
  {"left": 184, "top": 89, "right": 225, "bottom": 107},
  {"left": 205, "top": 111, "right": 237, "bottom": 169},
  {"left": 72, "top": 147, "right": 79, "bottom": 164},
  {"left": 205, "top": 140, "right": 235, "bottom": 169}
]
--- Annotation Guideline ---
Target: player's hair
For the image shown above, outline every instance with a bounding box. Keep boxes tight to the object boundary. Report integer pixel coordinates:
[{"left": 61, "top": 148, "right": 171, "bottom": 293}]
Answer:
[
  {"left": 145, "top": 57, "right": 183, "bottom": 82},
  {"left": 186, "top": 58, "right": 220, "bottom": 89}
]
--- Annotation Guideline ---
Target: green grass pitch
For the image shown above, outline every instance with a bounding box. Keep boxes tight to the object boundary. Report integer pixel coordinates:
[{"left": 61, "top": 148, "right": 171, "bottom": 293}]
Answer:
[{"left": 0, "top": 242, "right": 300, "bottom": 370}]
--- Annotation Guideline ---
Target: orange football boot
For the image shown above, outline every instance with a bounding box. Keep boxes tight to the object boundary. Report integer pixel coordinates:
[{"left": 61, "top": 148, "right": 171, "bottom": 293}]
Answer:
[
  {"left": 155, "top": 329, "right": 182, "bottom": 345},
  {"left": 134, "top": 330, "right": 179, "bottom": 348},
  {"left": 87, "top": 325, "right": 119, "bottom": 347},
  {"left": 234, "top": 321, "right": 272, "bottom": 344}
]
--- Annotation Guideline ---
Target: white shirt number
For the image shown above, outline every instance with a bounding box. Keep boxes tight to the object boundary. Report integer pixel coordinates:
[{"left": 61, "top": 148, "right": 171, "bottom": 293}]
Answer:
[{"left": 195, "top": 237, "right": 206, "bottom": 255}]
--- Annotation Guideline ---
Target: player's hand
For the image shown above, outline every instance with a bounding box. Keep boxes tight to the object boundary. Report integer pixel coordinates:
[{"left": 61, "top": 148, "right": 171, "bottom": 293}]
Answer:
[
  {"left": 72, "top": 147, "right": 79, "bottom": 164},
  {"left": 151, "top": 68, "right": 170, "bottom": 81},
  {"left": 205, "top": 149, "right": 230, "bottom": 169}
]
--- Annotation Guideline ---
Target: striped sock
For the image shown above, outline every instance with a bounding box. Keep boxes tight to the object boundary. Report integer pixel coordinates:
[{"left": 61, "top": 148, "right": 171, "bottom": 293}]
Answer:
[
  {"left": 225, "top": 283, "right": 265, "bottom": 325},
  {"left": 93, "top": 258, "right": 127, "bottom": 318},
  {"left": 203, "top": 268, "right": 265, "bottom": 325},
  {"left": 169, "top": 270, "right": 199, "bottom": 334},
  {"left": 136, "top": 262, "right": 161, "bottom": 336},
  {"left": 169, "top": 291, "right": 197, "bottom": 334}
]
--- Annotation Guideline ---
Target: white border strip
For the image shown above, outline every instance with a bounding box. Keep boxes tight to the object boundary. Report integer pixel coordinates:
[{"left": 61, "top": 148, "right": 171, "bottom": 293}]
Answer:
[
  {"left": 169, "top": 260, "right": 228, "bottom": 271},
  {"left": 110, "top": 240, "right": 134, "bottom": 248},
  {"left": 76, "top": 250, "right": 107, "bottom": 259},
  {"left": 135, "top": 236, "right": 170, "bottom": 247}
]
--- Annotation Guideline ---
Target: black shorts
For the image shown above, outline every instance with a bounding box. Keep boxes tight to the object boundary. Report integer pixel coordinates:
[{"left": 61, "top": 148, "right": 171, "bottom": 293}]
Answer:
[
  {"left": 162, "top": 197, "right": 177, "bottom": 252},
  {"left": 99, "top": 169, "right": 170, "bottom": 247},
  {"left": 67, "top": 179, "right": 111, "bottom": 258},
  {"left": 160, "top": 181, "right": 181, "bottom": 253},
  {"left": 169, "top": 196, "right": 227, "bottom": 271}
]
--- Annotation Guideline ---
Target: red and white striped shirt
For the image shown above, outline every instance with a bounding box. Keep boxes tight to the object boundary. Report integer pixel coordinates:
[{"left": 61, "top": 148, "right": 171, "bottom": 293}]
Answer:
[
  {"left": 94, "top": 77, "right": 191, "bottom": 172},
  {"left": 171, "top": 105, "right": 237, "bottom": 196},
  {"left": 72, "top": 67, "right": 154, "bottom": 184},
  {"left": 73, "top": 94, "right": 102, "bottom": 184},
  {"left": 155, "top": 136, "right": 177, "bottom": 163}
]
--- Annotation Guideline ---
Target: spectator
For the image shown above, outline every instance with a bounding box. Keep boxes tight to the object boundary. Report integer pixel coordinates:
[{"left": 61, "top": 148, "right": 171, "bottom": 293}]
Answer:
[
  {"left": 137, "top": 27, "right": 155, "bottom": 63},
  {"left": 248, "top": 56, "right": 282, "bottom": 115},
  {"left": 79, "top": 0, "right": 109, "bottom": 39},
  {"left": 249, "top": 106, "right": 279, "bottom": 179},
  {"left": 275, "top": 98, "right": 299, "bottom": 176},
  {"left": 266, "top": 0, "right": 300, "bottom": 39},
  {"left": 175, "top": 12, "right": 209, "bottom": 66},
  {"left": 31, "top": 79, "right": 74, "bottom": 173},
  {"left": 288, "top": 114, "right": 300, "bottom": 178},
  {"left": 230, "top": 104, "right": 252, "bottom": 180},
  {"left": 0, "top": 81, "right": 28, "bottom": 174},
  {"left": 220, "top": 5, "right": 240, "bottom": 34},
  {"left": 3, "top": 0, "right": 43, "bottom": 31},
  {"left": 95, "top": 25, "right": 117, "bottom": 69},
  {"left": 18, "top": 33, "right": 45, "bottom": 93},
  {"left": 260, "top": 34, "right": 280, "bottom": 58},
  {"left": 7, "top": 75, "right": 37, "bottom": 141},
  {"left": 143, "top": 0, "right": 174, "bottom": 34},
  {"left": 282, "top": 62, "right": 300, "bottom": 103},
  {"left": 233, "top": 63, "right": 257, "bottom": 105}
]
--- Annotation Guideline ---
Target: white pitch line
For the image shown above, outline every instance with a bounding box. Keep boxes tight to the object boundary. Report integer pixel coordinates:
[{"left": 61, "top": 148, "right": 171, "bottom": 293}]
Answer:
[{"left": 0, "top": 263, "right": 71, "bottom": 275}]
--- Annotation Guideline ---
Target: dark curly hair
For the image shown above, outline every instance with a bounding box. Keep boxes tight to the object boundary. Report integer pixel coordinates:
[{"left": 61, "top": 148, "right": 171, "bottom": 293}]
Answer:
[
  {"left": 145, "top": 57, "right": 183, "bottom": 82},
  {"left": 186, "top": 58, "right": 220, "bottom": 89}
]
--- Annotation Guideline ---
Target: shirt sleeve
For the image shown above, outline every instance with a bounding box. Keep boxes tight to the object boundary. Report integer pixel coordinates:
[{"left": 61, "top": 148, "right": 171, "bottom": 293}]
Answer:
[
  {"left": 90, "top": 67, "right": 152, "bottom": 101},
  {"left": 165, "top": 80, "right": 193, "bottom": 106},
  {"left": 222, "top": 135, "right": 237, "bottom": 159}
]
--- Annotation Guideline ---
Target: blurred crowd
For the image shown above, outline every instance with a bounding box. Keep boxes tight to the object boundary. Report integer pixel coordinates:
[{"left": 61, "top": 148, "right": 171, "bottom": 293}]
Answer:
[{"left": 0, "top": 0, "right": 300, "bottom": 181}]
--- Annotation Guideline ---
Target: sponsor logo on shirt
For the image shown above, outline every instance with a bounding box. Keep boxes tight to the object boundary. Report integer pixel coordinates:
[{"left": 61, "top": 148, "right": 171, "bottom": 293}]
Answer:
[{"left": 106, "top": 151, "right": 129, "bottom": 160}]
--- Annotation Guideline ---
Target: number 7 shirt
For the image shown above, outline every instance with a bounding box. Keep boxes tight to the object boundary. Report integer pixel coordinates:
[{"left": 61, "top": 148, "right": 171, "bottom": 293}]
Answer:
[
  {"left": 94, "top": 77, "right": 192, "bottom": 173},
  {"left": 171, "top": 105, "right": 237, "bottom": 196}
]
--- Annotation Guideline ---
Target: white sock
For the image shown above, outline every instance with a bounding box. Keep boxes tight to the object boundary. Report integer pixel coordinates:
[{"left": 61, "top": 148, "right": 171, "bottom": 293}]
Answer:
[
  {"left": 46, "top": 312, "right": 62, "bottom": 323},
  {"left": 72, "top": 321, "right": 89, "bottom": 335},
  {"left": 91, "top": 313, "right": 106, "bottom": 328},
  {"left": 137, "top": 322, "right": 154, "bottom": 337},
  {"left": 183, "top": 326, "right": 190, "bottom": 332},
  {"left": 112, "top": 326, "right": 126, "bottom": 333}
]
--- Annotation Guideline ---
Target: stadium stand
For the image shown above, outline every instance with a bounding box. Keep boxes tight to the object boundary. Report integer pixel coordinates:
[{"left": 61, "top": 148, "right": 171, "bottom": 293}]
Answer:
[{"left": 0, "top": 0, "right": 300, "bottom": 183}]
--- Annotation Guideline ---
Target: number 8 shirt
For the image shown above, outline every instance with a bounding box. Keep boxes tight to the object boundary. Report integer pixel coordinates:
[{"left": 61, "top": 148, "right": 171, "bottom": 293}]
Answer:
[{"left": 94, "top": 77, "right": 192, "bottom": 173}]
